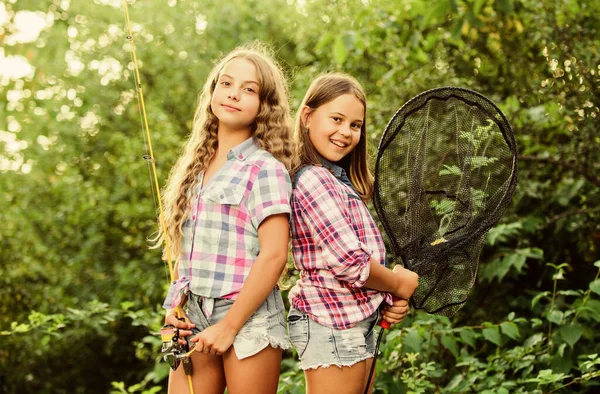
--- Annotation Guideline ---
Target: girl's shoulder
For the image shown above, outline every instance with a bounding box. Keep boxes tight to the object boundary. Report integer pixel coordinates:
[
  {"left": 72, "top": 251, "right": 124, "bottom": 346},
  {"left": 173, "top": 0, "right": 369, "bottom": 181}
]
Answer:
[
  {"left": 248, "top": 148, "right": 288, "bottom": 172},
  {"left": 294, "top": 165, "right": 338, "bottom": 190}
]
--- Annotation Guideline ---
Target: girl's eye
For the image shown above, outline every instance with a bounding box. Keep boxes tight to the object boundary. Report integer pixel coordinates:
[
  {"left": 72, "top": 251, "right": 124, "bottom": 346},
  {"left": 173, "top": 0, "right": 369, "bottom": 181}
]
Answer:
[
  {"left": 332, "top": 117, "right": 341, "bottom": 122},
  {"left": 245, "top": 87, "right": 256, "bottom": 93},
  {"left": 351, "top": 123, "right": 362, "bottom": 131},
  {"left": 221, "top": 81, "right": 231, "bottom": 86}
]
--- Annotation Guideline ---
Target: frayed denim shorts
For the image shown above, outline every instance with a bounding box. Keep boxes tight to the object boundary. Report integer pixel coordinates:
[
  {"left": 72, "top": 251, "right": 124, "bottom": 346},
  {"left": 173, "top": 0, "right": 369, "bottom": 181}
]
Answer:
[
  {"left": 287, "top": 307, "right": 378, "bottom": 370},
  {"left": 185, "top": 288, "right": 290, "bottom": 360}
]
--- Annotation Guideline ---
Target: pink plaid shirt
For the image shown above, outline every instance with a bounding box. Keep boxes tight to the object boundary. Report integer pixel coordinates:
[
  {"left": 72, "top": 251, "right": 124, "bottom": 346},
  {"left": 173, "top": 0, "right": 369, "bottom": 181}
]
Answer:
[
  {"left": 288, "top": 163, "right": 392, "bottom": 329},
  {"left": 163, "top": 138, "right": 291, "bottom": 309}
]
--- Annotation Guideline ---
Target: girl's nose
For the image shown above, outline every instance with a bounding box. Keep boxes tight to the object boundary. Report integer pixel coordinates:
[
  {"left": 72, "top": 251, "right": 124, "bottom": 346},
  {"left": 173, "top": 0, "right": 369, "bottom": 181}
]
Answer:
[
  {"left": 228, "top": 89, "right": 240, "bottom": 101},
  {"left": 339, "top": 125, "right": 352, "bottom": 136}
]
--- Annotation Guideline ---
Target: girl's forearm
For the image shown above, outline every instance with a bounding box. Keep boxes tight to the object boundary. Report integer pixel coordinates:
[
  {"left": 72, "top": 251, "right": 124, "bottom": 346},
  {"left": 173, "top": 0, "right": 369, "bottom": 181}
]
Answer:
[
  {"left": 364, "top": 259, "right": 418, "bottom": 299},
  {"left": 364, "top": 258, "right": 402, "bottom": 293}
]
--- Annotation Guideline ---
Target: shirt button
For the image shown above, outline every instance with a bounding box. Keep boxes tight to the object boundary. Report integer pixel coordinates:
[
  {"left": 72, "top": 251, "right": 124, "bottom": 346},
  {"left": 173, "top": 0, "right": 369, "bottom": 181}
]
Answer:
[
  {"left": 238, "top": 154, "right": 243, "bottom": 159},
  {"left": 192, "top": 215, "right": 196, "bottom": 220},
  {"left": 220, "top": 194, "right": 224, "bottom": 199}
]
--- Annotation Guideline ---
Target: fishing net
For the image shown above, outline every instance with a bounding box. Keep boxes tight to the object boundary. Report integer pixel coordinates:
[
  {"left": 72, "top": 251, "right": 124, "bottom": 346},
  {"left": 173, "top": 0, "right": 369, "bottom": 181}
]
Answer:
[{"left": 373, "top": 87, "right": 518, "bottom": 316}]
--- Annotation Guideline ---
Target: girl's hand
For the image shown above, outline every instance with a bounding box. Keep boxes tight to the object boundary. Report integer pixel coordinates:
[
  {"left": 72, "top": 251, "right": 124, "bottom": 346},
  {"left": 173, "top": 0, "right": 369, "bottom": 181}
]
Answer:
[
  {"left": 381, "top": 298, "right": 409, "bottom": 326},
  {"left": 392, "top": 265, "right": 419, "bottom": 300},
  {"left": 165, "top": 308, "right": 195, "bottom": 346},
  {"left": 190, "top": 320, "right": 238, "bottom": 356}
]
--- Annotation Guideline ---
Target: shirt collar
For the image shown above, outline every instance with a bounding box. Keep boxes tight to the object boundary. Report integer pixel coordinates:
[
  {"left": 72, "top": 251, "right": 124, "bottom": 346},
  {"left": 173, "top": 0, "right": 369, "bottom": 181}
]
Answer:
[
  {"left": 320, "top": 157, "right": 354, "bottom": 190},
  {"left": 227, "top": 137, "right": 259, "bottom": 161}
]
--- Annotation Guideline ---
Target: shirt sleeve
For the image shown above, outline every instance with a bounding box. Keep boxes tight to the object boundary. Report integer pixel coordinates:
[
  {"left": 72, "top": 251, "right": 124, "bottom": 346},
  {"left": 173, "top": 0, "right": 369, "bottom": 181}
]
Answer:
[
  {"left": 295, "top": 168, "right": 371, "bottom": 287},
  {"left": 248, "top": 159, "right": 292, "bottom": 229}
]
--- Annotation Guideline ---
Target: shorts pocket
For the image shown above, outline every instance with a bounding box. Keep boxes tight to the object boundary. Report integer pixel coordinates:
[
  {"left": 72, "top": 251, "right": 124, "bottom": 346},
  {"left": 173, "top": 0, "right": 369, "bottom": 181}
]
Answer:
[{"left": 287, "top": 309, "right": 309, "bottom": 358}]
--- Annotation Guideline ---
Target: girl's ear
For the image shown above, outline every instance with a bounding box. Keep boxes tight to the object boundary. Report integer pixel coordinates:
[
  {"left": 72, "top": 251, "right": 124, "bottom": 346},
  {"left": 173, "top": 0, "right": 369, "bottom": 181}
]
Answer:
[{"left": 300, "top": 105, "right": 312, "bottom": 129}]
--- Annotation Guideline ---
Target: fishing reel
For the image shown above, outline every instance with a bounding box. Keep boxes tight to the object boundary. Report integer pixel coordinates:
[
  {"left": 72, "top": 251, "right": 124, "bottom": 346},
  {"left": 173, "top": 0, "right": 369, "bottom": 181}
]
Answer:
[{"left": 160, "top": 322, "right": 193, "bottom": 375}]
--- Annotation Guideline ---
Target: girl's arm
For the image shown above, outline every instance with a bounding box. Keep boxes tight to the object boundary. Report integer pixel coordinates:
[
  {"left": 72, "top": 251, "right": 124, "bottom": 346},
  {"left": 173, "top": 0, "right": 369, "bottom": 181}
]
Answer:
[
  {"left": 190, "top": 213, "right": 289, "bottom": 355},
  {"left": 221, "top": 213, "right": 289, "bottom": 331},
  {"left": 364, "top": 262, "right": 418, "bottom": 300}
]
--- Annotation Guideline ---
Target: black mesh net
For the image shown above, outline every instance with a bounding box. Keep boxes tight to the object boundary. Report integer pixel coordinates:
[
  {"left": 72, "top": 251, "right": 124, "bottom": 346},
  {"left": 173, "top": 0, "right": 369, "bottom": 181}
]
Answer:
[{"left": 373, "top": 87, "right": 518, "bottom": 316}]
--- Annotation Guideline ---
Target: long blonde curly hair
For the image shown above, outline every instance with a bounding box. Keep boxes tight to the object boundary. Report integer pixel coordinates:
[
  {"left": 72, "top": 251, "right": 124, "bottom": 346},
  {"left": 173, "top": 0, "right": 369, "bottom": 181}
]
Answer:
[
  {"left": 157, "top": 43, "right": 292, "bottom": 261},
  {"left": 291, "top": 72, "right": 373, "bottom": 203}
]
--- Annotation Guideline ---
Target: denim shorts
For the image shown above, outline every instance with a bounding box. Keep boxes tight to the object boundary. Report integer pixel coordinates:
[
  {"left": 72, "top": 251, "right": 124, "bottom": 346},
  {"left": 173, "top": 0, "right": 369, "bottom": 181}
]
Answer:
[
  {"left": 185, "top": 288, "right": 290, "bottom": 360},
  {"left": 287, "top": 307, "right": 378, "bottom": 370}
]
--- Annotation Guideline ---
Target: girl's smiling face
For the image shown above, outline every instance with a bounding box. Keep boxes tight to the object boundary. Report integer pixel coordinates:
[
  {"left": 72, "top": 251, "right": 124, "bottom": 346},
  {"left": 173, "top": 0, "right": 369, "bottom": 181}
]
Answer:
[
  {"left": 211, "top": 57, "right": 261, "bottom": 133},
  {"left": 302, "top": 93, "right": 364, "bottom": 163}
]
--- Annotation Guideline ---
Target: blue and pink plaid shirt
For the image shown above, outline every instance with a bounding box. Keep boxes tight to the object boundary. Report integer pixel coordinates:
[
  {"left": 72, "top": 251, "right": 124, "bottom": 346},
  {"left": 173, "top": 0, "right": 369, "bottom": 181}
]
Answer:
[
  {"left": 288, "top": 162, "right": 392, "bottom": 329},
  {"left": 163, "top": 138, "right": 291, "bottom": 309}
]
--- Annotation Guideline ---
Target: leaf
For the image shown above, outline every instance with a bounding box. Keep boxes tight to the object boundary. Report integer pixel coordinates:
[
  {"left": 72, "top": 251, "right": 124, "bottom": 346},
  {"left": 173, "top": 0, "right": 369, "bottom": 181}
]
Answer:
[
  {"left": 531, "top": 291, "right": 551, "bottom": 308},
  {"left": 496, "top": 0, "right": 514, "bottom": 14},
  {"left": 504, "top": 253, "right": 527, "bottom": 274},
  {"left": 551, "top": 351, "right": 573, "bottom": 375},
  {"left": 547, "top": 310, "right": 565, "bottom": 325},
  {"left": 439, "top": 164, "right": 462, "bottom": 176},
  {"left": 500, "top": 322, "right": 521, "bottom": 340},
  {"left": 556, "top": 324, "right": 583, "bottom": 348},
  {"left": 577, "top": 299, "right": 600, "bottom": 322},
  {"left": 423, "top": 0, "right": 452, "bottom": 26},
  {"left": 402, "top": 328, "right": 421, "bottom": 353},
  {"left": 531, "top": 318, "right": 544, "bottom": 328},
  {"left": 473, "top": 0, "right": 486, "bottom": 15},
  {"left": 590, "top": 279, "right": 600, "bottom": 296},
  {"left": 482, "top": 326, "right": 502, "bottom": 346},
  {"left": 444, "top": 374, "right": 464, "bottom": 391},
  {"left": 441, "top": 335, "right": 459, "bottom": 359},
  {"left": 314, "top": 32, "right": 334, "bottom": 52},
  {"left": 524, "top": 332, "right": 544, "bottom": 348},
  {"left": 557, "top": 290, "right": 583, "bottom": 297},
  {"left": 469, "top": 156, "right": 499, "bottom": 169},
  {"left": 333, "top": 34, "right": 349, "bottom": 65},
  {"left": 486, "top": 222, "right": 522, "bottom": 246},
  {"left": 459, "top": 328, "right": 476, "bottom": 348},
  {"left": 594, "top": 260, "right": 600, "bottom": 268}
]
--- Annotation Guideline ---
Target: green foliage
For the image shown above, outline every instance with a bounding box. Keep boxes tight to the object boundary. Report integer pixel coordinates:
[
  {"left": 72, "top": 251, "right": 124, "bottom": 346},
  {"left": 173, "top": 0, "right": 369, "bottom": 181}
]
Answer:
[
  {"left": 351, "top": 263, "right": 600, "bottom": 393},
  {"left": 1, "top": 0, "right": 599, "bottom": 393}
]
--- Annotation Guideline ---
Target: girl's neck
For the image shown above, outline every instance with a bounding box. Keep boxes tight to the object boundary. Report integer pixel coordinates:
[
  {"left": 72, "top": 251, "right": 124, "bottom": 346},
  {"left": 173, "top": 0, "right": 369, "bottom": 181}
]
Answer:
[{"left": 215, "top": 125, "right": 253, "bottom": 158}]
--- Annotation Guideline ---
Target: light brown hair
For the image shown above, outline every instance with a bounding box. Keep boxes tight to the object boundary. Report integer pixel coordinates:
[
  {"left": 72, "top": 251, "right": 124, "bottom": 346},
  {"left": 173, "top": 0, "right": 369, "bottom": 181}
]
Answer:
[{"left": 291, "top": 72, "right": 373, "bottom": 202}]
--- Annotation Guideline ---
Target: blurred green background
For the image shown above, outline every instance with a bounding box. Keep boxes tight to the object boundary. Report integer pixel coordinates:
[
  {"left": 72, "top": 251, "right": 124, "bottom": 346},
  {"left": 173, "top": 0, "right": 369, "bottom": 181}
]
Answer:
[{"left": 1, "top": 0, "right": 599, "bottom": 393}]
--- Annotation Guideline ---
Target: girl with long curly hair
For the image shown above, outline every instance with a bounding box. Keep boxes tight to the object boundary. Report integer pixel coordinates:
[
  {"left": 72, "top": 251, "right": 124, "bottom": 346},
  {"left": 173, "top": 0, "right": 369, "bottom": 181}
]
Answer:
[{"left": 159, "top": 44, "right": 293, "bottom": 394}]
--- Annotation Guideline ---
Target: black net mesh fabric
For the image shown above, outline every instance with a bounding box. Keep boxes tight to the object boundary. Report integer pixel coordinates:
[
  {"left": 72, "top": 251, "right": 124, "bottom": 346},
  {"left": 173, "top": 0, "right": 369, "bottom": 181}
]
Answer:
[{"left": 373, "top": 87, "right": 518, "bottom": 316}]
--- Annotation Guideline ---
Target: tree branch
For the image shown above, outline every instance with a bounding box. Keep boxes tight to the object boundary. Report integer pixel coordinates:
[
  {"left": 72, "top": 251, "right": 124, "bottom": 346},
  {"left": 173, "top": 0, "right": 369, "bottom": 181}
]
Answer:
[{"left": 542, "top": 207, "right": 600, "bottom": 229}]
